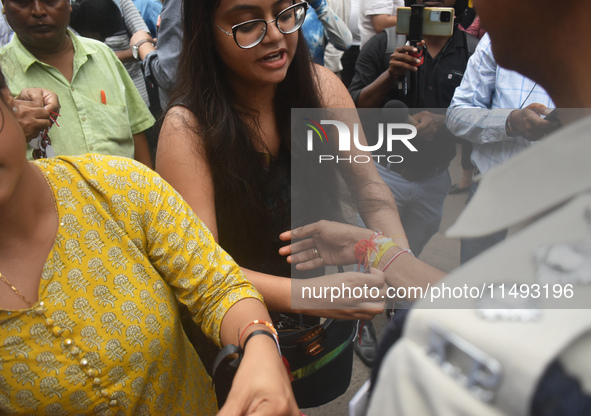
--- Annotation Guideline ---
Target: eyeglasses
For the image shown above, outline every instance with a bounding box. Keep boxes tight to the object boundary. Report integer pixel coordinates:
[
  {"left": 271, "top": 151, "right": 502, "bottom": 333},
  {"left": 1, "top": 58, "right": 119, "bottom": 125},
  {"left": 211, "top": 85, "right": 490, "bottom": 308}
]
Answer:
[{"left": 215, "top": 2, "right": 308, "bottom": 49}]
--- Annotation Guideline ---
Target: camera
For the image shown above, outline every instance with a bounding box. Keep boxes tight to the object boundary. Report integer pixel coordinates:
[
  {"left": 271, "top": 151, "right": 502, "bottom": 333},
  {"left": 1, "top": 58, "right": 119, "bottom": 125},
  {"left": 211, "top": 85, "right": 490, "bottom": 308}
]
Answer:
[
  {"left": 431, "top": 10, "right": 452, "bottom": 23},
  {"left": 397, "top": 7, "right": 455, "bottom": 37}
]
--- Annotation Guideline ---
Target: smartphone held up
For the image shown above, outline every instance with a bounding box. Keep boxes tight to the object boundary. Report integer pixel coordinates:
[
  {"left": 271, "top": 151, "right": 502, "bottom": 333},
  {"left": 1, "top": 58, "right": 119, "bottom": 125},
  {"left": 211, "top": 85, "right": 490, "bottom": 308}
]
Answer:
[{"left": 396, "top": 5, "right": 455, "bottom": 38}]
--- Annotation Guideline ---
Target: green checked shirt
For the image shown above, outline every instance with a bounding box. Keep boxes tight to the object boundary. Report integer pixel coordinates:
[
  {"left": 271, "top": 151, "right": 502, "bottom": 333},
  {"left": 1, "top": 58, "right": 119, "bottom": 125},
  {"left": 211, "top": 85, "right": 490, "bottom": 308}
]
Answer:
[{"left": 0, "top": 30, "right": 155, "bottom": 161}]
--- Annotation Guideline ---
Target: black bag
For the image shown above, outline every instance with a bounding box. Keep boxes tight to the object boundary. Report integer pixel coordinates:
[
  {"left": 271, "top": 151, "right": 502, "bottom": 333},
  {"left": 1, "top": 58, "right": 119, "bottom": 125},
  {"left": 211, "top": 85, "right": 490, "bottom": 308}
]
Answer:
[
  {"left": 209, "top": 315, "right": 357, "bottom": 409},
  {"left": 278, "top": 318, "right": 357, "bottom": 408}
]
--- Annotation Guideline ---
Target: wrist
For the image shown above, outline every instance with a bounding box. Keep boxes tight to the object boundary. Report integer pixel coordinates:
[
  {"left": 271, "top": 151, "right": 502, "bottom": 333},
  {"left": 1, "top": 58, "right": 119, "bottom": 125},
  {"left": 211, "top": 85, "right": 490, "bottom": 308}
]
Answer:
[
  {"left": 378, "top": 247, "right": 414, "bottom": 272},
  {"left": 355, "top": 231, "right": 397, "bottom": 269},
  {"left": 132, "top": 38, "right": 155, "bottom": 61},
  {"left": 242, "top": 329, "right": 281, "bottom": 356},
  {"left": 238, "top": 320, "right": 278, "bottom": 347},
  {"left": 138, "top": 42, "right": 156, "bottom": 61},
  {"left": 355, "top": 227, "right": 375, "bottom": 242},
  {"left": 505, "top": 110, "right": 519, "bottom": 137}
]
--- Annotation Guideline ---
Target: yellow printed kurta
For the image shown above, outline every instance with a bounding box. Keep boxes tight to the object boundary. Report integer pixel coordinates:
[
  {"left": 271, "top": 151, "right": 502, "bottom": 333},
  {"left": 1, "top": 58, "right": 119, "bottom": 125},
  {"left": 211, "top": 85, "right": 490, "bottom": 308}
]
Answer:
[{"left": 0, "top": 155, "right": 263, "bottom": 415}]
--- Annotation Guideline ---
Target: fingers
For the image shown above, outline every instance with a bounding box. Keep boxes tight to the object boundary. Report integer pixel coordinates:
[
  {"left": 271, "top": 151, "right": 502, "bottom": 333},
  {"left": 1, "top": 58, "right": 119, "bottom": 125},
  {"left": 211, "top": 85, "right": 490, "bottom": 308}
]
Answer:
[
  {"left": 14, "top": 100, "right": 53, "bottom": 141},
  {"left": 16, "top": 88, "right": 45, "bottom": 107},
  {"left": 294, "top": 257, "right": 324, "bottom": 271},
  {"left": 278, "top": 230, "right": 292, "bottom": 242},
  {"left": 284, "top": 220, "right": 335, "bottom": 242},
  {"left": 281, "top": 237, "right": 314, "bottom": 256},
  {"left": 390, "top": 43, "right": 425, "bottom": 75},
  {"left": 291, "top": 246, "right": 325, "bottom": 270},
  {"left": 522, "top": 109, "right": 558, "bottom": 140},
  {"left": 41, "top": 90, "right": 60, "bottom": 114},
  {"left": 17, "top": 89, "right": 61, "bottom": 115},
  {"left": 524, "top": 103, "right": 548, "bottom": 112},
  {"left": 280, "top": 237, "right": 325, "bottom": 269},
  {"left": 290, "top": 222, "right": 320, "bottom": 240}
]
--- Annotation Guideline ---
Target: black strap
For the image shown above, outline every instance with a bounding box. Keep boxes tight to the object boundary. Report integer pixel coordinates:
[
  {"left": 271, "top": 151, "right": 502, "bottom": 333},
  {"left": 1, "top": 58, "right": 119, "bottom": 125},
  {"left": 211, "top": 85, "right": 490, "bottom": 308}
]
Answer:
[
  {"left": 212, "top": 343, "right": 241, "bottom": 383},
  {"left": 212, "top": 330, "right": 278, "bottom": 383},
  {"left": 243, "top": 329, "right": 278, "bottom": 351}
]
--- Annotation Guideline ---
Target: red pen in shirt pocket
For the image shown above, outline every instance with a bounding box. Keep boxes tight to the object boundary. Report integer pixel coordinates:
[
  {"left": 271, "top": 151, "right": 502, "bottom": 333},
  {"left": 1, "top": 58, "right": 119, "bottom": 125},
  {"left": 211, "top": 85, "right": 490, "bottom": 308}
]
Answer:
[{"left": 101, "top": 90, "right": 106, "bottom": 105}]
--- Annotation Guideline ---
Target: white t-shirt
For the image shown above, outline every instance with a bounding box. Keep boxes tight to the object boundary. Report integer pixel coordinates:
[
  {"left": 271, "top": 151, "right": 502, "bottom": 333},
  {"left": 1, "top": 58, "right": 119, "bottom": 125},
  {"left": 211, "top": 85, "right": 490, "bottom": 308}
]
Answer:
[{"left": 359, "top": 0, "right": 405, "bottom": 48}]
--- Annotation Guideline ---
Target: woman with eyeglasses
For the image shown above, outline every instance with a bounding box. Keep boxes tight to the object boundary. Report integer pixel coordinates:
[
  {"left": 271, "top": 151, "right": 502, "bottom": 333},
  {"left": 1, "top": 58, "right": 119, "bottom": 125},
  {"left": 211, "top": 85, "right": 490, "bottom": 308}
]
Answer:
[
  {"left": 0, "top": 63, "right": 299, "bottom": 414},
  {"left": 156, "top": 0, "right": 411, "bottom": 407}
]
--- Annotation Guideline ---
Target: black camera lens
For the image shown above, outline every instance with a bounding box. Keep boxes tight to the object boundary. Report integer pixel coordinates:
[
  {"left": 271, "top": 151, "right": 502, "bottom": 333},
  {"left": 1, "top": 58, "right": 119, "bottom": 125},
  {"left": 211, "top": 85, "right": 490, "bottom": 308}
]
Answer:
[{"left": 440, "top": 11, "right": 451, "bottom": 22}]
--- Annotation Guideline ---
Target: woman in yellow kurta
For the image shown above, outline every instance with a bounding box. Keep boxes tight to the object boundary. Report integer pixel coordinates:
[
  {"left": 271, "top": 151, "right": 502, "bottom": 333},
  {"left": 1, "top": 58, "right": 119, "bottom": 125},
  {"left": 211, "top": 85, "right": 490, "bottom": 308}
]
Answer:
[{"left": 0, "top": 68, "right": 298, "bottom": 415}]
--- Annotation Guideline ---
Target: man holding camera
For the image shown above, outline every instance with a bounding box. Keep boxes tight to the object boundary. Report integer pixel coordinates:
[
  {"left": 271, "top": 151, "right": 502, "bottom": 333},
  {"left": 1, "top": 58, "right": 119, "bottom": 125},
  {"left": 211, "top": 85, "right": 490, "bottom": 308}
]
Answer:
[
  {"left": 348, "top": 0, "right": 476, "bottom": 368},
  {"left": 367, "top": 0, "right": 591, "bottom": 413},
  {"left": 350, "top": 0, "right": 477, "bottom": 257}
]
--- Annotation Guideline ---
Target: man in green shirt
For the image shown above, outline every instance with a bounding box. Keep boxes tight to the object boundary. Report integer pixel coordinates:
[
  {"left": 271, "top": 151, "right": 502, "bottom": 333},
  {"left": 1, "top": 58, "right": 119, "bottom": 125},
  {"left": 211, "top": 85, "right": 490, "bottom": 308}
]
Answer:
[{"left": 0, "top": 0, "right": 154, "bottom": 167}]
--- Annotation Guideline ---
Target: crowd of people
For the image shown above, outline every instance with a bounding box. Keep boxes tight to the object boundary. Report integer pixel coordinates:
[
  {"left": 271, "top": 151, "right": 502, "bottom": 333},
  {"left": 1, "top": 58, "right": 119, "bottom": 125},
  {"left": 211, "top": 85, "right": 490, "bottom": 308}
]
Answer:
[{"left": 0, "top": 0, "right": 589, "bottom": 415}]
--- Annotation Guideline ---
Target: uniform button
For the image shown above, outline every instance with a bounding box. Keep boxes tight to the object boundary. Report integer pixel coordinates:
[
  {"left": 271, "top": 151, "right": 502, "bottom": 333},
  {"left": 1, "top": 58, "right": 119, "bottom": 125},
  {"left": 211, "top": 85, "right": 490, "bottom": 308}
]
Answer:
[
  {"left": 45, "top": 318, "right": 54, "bottom": 326},
  {"left": 80, "top": 359, "right": 89, "bottom": 367},
  {"left": 64, "top": 338, "right": 74, "bottom": 347},
  {"left": 87, "top": 369, "right": 97, "bottom": 377},
  {"left": 89, "top": 146, "right": 94, "bottom": 150},
  {"left": 93, "top": 377, "right": 102, "bottom": 386},
  {"left": 51, "top": 326, "right": 63, "bottom": 336},
  {"left": 71, "top": 86, "right": 74, "bottom": 91},
  {"left": 100, "top": 389, "right": 109, "bottom": 398},
  {"left": 71, "top": 347, "right": 81, "bottom": 356},
  {"left": 109, "top": 400, "right": 118, "bottom": 407},
  {"left": 81, "top": 116, "right": 86, "bottom": 122}
]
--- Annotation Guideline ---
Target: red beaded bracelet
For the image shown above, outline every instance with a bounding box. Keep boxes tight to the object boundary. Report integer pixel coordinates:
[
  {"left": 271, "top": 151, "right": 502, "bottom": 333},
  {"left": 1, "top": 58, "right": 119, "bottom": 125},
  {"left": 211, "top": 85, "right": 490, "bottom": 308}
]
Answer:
[{"left": 238, "top": 319, "right": 278, "bottom": 347}]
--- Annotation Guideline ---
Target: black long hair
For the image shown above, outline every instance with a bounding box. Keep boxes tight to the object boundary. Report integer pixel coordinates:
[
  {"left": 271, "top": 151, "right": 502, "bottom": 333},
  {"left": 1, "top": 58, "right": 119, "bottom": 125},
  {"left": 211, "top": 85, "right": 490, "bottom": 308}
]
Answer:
[
  {"left": 169, "top": 0, "right": 340, "bottom": 275},
  {"left": 70, "top": 0, "right": 123, "bottom": 42}
]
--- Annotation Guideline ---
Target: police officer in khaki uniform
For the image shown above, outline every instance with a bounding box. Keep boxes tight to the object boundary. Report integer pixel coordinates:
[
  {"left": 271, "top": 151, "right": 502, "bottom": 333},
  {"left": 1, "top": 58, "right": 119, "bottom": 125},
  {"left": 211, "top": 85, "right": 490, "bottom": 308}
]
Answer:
[{"left": 367, "top": 0, "right": 591, "bottom": 414}]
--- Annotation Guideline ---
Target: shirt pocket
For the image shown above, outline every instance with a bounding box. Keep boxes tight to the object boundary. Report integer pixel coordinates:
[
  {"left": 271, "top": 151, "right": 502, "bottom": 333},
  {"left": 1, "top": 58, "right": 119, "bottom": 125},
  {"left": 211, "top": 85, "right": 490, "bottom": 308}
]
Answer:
[
  {"left": 447, "top": 70, "right": 465, "bottom": 89},
  {"left": 97, "top": 102, "right": 133, "bottom": 144}
]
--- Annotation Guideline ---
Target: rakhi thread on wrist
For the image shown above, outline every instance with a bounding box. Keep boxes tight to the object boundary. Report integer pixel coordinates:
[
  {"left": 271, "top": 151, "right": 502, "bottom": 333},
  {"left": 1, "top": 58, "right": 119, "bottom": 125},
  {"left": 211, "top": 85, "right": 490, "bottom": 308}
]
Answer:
[
  {"left": 371, "top": 237, "right": 398, "bottom": 268},
  {"left": 354, "top": 232, "right": 380, "bottom": 269},
  {"left": 238, "top": 319, "right": 278, "bottom": 347},
  {"left": 354, "top": 231, "right": 399, "bottom": 270},
  {"left": 382, "top": 249, "right": 414, "bottom": 272}
]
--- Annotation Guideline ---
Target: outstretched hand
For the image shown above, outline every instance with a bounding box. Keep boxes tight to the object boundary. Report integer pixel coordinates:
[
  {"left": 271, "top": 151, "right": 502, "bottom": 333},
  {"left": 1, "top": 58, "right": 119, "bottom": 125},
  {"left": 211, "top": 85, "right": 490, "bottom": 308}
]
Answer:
[{"left": 279, "top": 220, "right": 374, "bottom": 270}]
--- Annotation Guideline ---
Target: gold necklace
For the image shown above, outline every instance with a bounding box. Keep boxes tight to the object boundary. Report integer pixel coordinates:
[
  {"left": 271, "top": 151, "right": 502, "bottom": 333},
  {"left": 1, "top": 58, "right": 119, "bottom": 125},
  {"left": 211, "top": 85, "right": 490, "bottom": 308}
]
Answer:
[
  {"left": 0, "top": 272, "right": 34, "bottom": 307},
  {"left": 0, "top": 167, "right": 58, "bottom": 310}
]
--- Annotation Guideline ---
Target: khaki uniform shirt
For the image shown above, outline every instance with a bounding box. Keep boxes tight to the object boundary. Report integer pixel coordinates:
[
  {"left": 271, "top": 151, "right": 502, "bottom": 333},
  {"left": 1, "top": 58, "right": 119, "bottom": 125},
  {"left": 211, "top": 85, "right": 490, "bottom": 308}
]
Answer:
[{"left": 368, "top": 114, "right": 591, "bottom": 415}]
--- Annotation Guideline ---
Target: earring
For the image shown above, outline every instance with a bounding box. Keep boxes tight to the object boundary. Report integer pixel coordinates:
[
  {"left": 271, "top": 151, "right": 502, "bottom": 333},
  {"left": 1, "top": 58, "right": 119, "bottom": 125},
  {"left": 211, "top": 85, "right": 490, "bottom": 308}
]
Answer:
[
  {"left": 12, "top": 106, "right": 18, "bottom": 114},
  {"left": 2, "top": 8, "right": 5, "bottom": 14}
]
